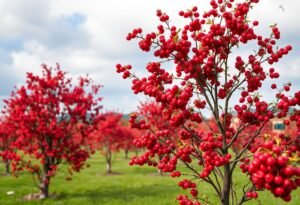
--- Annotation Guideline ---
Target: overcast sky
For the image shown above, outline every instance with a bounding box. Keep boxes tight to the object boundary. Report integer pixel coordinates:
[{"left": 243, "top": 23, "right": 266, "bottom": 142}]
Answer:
[{"left": 0, "top": 0, "right": 299, "bottom": 113}]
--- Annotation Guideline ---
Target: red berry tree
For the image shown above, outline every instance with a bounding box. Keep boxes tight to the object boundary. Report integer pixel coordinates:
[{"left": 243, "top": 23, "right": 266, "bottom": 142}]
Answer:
[
  {"left": 3, "top": 64, "right": 102, "bottom": 198},
  {"left": 91, "top": 112, "right": 133, "bottom": 174},
  {"left": 117, "top": 0, "right": 300, "bottom": 204},
  {"left": 0, "top": 118, "right": 16, "bottom": 175},
  {"left": 121, "top": 125, "right": 138, "bottom": 159}
]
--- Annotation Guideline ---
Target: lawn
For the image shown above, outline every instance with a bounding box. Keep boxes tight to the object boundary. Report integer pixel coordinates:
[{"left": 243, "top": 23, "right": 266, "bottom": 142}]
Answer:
[{"left": 0, "top": 152, "right": 299, "bottom": 205}]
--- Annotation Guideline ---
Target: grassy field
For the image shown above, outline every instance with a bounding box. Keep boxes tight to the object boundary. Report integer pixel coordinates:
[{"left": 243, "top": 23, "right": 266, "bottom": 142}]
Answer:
[{"left": 0, "top": 153, "right": 299, "bottom": 205}]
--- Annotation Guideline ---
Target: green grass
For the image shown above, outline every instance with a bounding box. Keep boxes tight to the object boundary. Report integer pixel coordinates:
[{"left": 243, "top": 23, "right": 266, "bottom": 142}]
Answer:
[{"left": 0, "top": 153, "right": 299, "bottom": 205}]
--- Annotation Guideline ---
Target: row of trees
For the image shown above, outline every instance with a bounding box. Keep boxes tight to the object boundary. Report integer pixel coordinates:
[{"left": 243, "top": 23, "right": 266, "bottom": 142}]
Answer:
[
  {"left": 0, "top": 60, "right": 298, "bottom": 204},
  {"left": 0, "top": 64, "right": 139, "bottom": 198},
  {"left": 0, "top": 0, "right": 299, "bottom": 204}
]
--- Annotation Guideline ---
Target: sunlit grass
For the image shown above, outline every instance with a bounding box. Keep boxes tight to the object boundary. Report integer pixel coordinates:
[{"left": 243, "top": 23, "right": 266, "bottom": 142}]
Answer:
[{"left": 0, "top": 152, "right": 299, "bottom": 205}]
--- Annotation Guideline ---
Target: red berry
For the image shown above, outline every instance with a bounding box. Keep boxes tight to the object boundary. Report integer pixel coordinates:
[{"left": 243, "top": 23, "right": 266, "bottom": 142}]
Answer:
[{"left": 190, "top": 189, "right": 198, "bottom": 197}]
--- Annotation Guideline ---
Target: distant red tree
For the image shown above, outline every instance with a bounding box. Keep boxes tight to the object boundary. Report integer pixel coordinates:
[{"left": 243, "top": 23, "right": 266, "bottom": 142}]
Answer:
[
  {"left": 91, "top": 112, "right": 135, "bottom": 173},
  {"left": 2, "top": 64, "right": 102, "bottom": 198},
  {"left": 120, "top": 125, "right": 139, "bottom": 159},
  {"left": 0, "top": 118, "right": 16, "bottom": 174}
]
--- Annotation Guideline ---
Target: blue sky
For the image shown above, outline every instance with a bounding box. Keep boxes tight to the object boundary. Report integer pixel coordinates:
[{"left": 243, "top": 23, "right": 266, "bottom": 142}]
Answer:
[{"left": 0, "top": 0, "right": 299, "bottom": 113}]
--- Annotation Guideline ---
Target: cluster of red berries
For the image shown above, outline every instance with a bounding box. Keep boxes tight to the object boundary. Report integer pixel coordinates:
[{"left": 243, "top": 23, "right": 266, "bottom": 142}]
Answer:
[
  {"left": 126, "top": 28, "right": 142, "bottom": 41},
  {"left": 177, "top": 179, "right": 201, "bottom": 204},
  {"left": 178, "top": 179, "right": 197, "bottom": 192},
  {"left": 176, "top": 195, "right": 201, "bottom": 205},
  {"left": 200, "top": 152, "right": 227, "bottom": 178},
  {"left": 241, "top": 140, "right": 300, "bottom": 201},
  {"left": 178, "top": 179, "right": 194, "bottom": 188},
  {"left": 138, "top": 32, "right": 156, "bottom": 52},
  {"left": 129, "top": 114, "right": 150, "bottom": 130},
  {"left": 129, "top": 130, "right": 173, "bottom": 168},
  {"left": 116, "top": 64, "right": 132, "bottom": 79},
  {"left": 179, "top": 6, "right": 199, "bottom": 18},
  {"left": 245, "top": 191, "right": 258, "bottom": 199},
  {"left": 156, "top": 9, "right": 169, "bottom": 22},
  {"left": 170, "top": 170, "right": 181, "bottom": 178},
  {"left": 157, "top": 155, "right": 177, "bottom": 172}
]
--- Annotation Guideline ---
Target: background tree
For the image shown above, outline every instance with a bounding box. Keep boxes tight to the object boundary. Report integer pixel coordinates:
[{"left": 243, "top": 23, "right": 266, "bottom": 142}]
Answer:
[
  {"left": 3, "top": 64, "right": 102, "bottom": 198},
  {"left": 120, "top": 125, "right": 138, "bottom": 160},
  {"left": 0, "top": 118, "right": 16, "bottom": 175},
  {"left": 117, "top": 0, "right": 300, "bottom": 204},
  {"left": 91, "top": 112, "right": 134, "bottom": 174}
]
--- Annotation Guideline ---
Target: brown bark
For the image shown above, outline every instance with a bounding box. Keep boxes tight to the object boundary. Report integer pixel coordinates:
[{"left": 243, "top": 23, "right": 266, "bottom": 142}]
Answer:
[
  {"left": 124, "top": 149, "right": 129, "bottom": 159},
  {"left": 221, "top": 164, "right": 232, "bottom": 205},
  {"left": 39, "top": 164, "right": 51, "bottom": 199},
  {"left": 39, "top": 153, "right": 52, "bottom": 199},
  {"left": 4, "top": 160, "right": 10, "bottom": 175},
  {"left": 105, "top": 148, "right": 112, "bottom": 174},
  {"left": 157, "top": 155, "right": 163, "bottom": 176},
  {"left": 157, "top": 168, "right": 163, "bottom": 176}
]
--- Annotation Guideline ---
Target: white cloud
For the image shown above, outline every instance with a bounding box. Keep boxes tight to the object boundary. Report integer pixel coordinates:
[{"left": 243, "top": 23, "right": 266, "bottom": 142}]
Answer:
[
  {"left": 0, "top": 0, "right": 50, "bottom": 39},
  {"left": 0, "top": 0, "right": 299, "bottom": 113},
  {"left": 250, "top": 0, "right": 300, "bottom": 35}
]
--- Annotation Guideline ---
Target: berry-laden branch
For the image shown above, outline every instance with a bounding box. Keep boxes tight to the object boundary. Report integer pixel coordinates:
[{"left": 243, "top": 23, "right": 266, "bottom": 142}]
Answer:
[{"left": 117, "top": 0, "right": 300, "bottom": 205}]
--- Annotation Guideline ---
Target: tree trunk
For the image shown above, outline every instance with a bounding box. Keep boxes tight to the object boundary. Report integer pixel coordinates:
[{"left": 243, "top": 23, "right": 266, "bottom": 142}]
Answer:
[
  {"left": 4, "top": 160, "right": 10, "bottom": 175},
  {"left": 157, "top": 155, "right": 163, "bottom": 176},
  {"left": 221, "top": 164, "right": 232, "bottom": 205},
  {"left": 39, "top": 137, "right": 53, "bottom": 199},
  {"left": 39, "top": 159, "right": 51, "bottom": 199},
  {"left": 157, "top": 168, "right": 163, "bottom": 176},
  {"left": 105, "top": 148, "right": 112, "bottom": 174},
  {"left": 124, "top": 149, "right": 129, "bottom": 159},
  {"left": 40, "top": 175, "right": 50, "bottom": 199}
]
